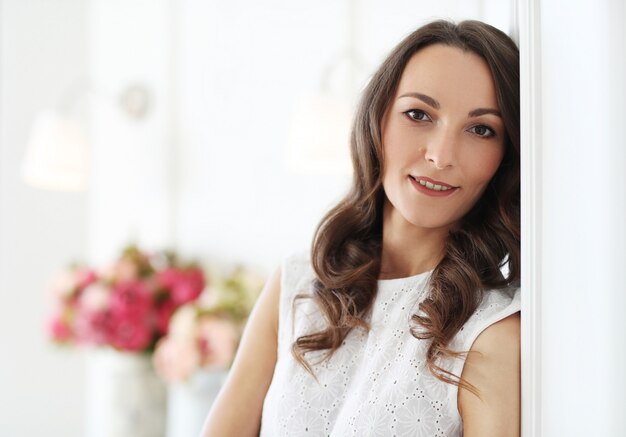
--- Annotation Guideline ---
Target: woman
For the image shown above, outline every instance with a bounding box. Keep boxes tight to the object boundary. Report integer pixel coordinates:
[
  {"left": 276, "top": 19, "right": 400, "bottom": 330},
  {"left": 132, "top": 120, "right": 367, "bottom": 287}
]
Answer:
[{"left": 202, "top": 19, "right": 520, "bottom": 437}]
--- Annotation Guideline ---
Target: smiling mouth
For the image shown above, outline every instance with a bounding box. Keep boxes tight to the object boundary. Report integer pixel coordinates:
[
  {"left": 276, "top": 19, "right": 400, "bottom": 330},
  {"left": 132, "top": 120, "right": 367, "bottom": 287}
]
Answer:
[{"left": 410, "top": 176, "right": 458, "bottom": 192}]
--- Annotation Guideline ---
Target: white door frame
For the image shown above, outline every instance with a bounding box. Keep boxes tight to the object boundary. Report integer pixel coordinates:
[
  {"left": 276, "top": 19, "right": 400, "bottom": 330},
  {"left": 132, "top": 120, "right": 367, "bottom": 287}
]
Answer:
[{"left": 518, "top": 0, "right": 542, "bottom": 436}]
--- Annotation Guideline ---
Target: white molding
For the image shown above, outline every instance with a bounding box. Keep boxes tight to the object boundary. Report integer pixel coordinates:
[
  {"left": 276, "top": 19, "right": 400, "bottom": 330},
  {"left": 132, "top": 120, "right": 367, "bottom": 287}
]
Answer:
[{"left": 517, "top": 0, "right": 542, "bottom": 436}]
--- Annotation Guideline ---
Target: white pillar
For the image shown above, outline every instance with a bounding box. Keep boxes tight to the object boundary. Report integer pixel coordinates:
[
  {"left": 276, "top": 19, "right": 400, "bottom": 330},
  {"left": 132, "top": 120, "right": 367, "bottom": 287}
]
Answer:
[{"left": 522, "top": 0, "right": 626, "bottom": 435}]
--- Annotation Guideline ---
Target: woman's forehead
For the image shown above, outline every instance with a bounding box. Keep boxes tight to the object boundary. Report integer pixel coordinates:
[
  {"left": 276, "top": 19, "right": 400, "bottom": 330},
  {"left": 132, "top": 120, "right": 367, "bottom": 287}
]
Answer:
[{"left": 395, "top": 44, "right": 499, "bottom": 110}]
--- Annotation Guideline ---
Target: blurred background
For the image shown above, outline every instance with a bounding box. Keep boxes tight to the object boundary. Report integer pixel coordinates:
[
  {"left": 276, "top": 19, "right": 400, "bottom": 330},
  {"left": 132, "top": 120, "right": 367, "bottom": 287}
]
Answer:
[
  {"left": 0, "top": 1, "right": 512, "bottom": 435},
  {"left": 1, "top": 0, "right": 625, "bottom": 436}
]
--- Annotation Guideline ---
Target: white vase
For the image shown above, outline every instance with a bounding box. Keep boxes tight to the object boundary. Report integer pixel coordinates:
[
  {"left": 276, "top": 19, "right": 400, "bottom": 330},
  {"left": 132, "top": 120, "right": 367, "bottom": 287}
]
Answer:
[
  {"left": 85, "top": 348, "right": 167, "bottom": 437},
  {"left": 166, "top": 369, "right": 228, "bottom": 437}
]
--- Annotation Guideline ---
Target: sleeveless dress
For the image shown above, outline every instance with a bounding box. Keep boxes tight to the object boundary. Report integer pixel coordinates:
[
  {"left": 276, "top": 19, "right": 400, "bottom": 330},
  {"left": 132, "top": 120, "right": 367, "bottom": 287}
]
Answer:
[{"left": 260, "top": 250, "right": 521, "bottom": 437}]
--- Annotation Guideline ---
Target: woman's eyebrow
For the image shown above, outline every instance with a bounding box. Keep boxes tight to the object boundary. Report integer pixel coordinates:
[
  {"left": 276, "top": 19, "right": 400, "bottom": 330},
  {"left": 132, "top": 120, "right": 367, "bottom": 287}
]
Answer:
[
  {"left": 398, "top": 92, "right": 502, "bottom": 118},
  {"left": 398, "top": 92, "right": 440, "bottom": 109},
  {"left": 468, "top": 108, "right": 501, "bottom": 118}
]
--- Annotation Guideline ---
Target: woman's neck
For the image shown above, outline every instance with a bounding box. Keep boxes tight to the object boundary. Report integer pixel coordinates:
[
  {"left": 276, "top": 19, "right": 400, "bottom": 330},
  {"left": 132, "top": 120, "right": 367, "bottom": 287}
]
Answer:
[{"left": 379, "top": 199, "right": 450, "bottom": 280}]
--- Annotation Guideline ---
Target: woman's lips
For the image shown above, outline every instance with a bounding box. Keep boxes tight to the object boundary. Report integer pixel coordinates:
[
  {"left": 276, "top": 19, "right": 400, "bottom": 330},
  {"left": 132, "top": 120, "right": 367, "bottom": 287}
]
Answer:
[
  {"left": 409, "top": 175, "right": 459, "bottom": 197},
  {"left": 412, "top": 175, "right": 457, "bottom": 188}
]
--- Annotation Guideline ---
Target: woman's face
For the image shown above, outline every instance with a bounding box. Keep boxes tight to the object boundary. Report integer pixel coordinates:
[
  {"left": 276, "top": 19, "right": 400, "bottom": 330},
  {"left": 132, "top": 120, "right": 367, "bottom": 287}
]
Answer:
[{"left": 381, "top": 43, "right": 505, "bottom": 231}]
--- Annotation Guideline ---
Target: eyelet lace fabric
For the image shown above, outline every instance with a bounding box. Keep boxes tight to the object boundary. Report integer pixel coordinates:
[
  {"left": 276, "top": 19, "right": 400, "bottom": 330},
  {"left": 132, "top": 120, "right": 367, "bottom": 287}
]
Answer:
[{"left": 260, "top": 251, "right": 521, "bottom": 437}]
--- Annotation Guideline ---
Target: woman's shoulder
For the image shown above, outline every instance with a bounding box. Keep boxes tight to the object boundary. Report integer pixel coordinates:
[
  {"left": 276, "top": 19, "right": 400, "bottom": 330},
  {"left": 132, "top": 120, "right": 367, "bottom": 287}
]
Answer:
[
  {"left": 274, "top": 249, "right": 321, "bottom": 346},
  {"left": 449, "top": 285, "right": 521, "bottom": 353},
  {"left": 281, "top": 249, "right": 311, "bottom": 271},
  {"left": 441, "top": 285, "right": 521, "bottom": 418},
  {"left": 472, "top": 285, "right": 521, "bottom": 323},
  {"left": 279, "top": 249, "right": 316, "bottom": 298}
]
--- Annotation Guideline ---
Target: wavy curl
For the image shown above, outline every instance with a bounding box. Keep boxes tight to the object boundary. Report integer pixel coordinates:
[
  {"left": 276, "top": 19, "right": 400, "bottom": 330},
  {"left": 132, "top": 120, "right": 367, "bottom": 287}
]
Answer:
[{"left": 291, "top": 19, "right": 520, "bottom": 395}]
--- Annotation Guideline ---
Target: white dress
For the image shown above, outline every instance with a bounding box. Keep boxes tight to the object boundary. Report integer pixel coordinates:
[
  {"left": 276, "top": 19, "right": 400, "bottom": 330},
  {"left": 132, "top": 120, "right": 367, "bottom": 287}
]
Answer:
[{"left": 260, "top": 250, "right": 521, "bottom": 437}]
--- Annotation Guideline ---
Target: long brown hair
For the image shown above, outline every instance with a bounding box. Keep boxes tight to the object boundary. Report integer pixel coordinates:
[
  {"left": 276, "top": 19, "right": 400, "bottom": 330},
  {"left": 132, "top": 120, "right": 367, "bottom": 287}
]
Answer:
[{"left": 292, "top": 19, "right": 520, "bottom": 394}]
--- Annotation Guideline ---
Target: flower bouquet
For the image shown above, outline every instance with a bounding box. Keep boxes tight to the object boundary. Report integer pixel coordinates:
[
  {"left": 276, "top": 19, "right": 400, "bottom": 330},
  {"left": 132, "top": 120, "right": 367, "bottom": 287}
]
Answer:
[
  {"left": 153, "top": 264, "right": 265, "bottom": 382},
  {"left": 45, "top": 245, "right": 208, "bottom": 437},
  {"left": 46, "top": 245, "right": 206, "bottom": 353},
  {"left": 151, "top": 265, "right": 265, "bottom": 437}
]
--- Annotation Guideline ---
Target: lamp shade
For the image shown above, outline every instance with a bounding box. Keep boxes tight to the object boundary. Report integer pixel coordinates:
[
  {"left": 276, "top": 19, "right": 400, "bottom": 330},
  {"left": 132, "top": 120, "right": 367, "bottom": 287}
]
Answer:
[
  {"left": 21, "top": 110, "right": 89, "bottom": 192},
  {"left": 285, "top": 93, "right": 353, "bottom": 175}
]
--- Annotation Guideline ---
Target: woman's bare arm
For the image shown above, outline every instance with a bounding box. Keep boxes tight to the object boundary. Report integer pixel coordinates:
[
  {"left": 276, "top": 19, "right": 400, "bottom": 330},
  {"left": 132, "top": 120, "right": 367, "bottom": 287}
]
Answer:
[
  {"left": 458, "top": 312, "right": 521, "bottom": 437},
  {"left": 200, "top": 266, "right": 281, "bottom": 437}
]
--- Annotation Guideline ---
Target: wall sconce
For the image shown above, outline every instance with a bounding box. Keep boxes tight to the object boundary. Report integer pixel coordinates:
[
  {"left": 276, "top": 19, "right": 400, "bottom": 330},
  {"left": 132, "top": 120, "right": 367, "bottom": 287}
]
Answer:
[
  {"left": 285, "top": 0, "right": 367, "bottom": 176},
  {"left": 21, "top": 110, "right": 90, "bottom": 192},
  {"left": 21, "top": 83, "right": 151, "bottom": 192},
  {"left": 286, "top": 92, "right": 354, "bottom": 175}
]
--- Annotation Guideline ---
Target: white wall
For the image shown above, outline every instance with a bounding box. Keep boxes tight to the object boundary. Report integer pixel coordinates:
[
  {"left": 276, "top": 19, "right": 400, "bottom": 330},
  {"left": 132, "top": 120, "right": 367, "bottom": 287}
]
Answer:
[
  {"left": 535, "top": 0, "right": 626, "bottom": 435},
  {"left": 87, "top": 0, "right": 175, "bottom": 265},
  {"left": 0, "top": 1, "right": 88, "bottom": 436}
]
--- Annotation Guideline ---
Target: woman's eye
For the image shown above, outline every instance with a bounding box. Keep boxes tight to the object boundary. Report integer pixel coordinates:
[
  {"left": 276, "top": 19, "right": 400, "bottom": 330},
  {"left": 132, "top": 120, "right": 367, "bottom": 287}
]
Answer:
[
  {"left": 404, "top": 109, "right": 431, "bottom": 122},
  {"left": 469, "top": 124, "right": 496, "bottom": 138}
]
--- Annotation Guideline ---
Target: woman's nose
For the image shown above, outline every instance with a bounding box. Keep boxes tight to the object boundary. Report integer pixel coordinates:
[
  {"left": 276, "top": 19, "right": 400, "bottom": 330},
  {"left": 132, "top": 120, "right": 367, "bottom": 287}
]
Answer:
[{"left": 423, "top": 127, "right": 457, "bottom": 170}]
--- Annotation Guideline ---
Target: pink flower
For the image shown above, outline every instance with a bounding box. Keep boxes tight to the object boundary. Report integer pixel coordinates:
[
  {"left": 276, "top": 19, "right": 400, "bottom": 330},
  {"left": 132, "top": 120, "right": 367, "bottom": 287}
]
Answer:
[
  {"left": 158, "top": 268, "right": 205, "bottom": 305},
  {"left": 47, "top": 313, "right": 74, "bottom": 342},
  {"left": 156, "top": 268, "right": 178, "bottom": 290},
  {"left": 48, "top": 269, "right": 80, "bottom": 299},
  {"left": 110, "top": 281, "right": 153, "bottom": 316},
  {"left": 108, "top": 312, "right": 153, "bottom": 351},
  {"left": 197, "top": 317, "right": 238, "bottom": 369},
  {"left": 74, "top": 309, "right": 114, "bottom": 345},
  {"left": 78, "top": 283, "right": 111, "bottom": 312},
  {"left": 111, "top": 258, "right": 140, "bottom": 282},
  {"left": 76, "top": 269, "right": 98, "bottom": 290},
  {"left": 155, "top": 299, "right": 176, "bottom": 336},
  {"left": 167, "top": 305, "right": 198, "bottom": 342},
  {"left": 102, "top": 281, "right": 156, "bottom": 351},
  {"left": 153, "top": 337, "right": 200, "bottom": 382}
]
